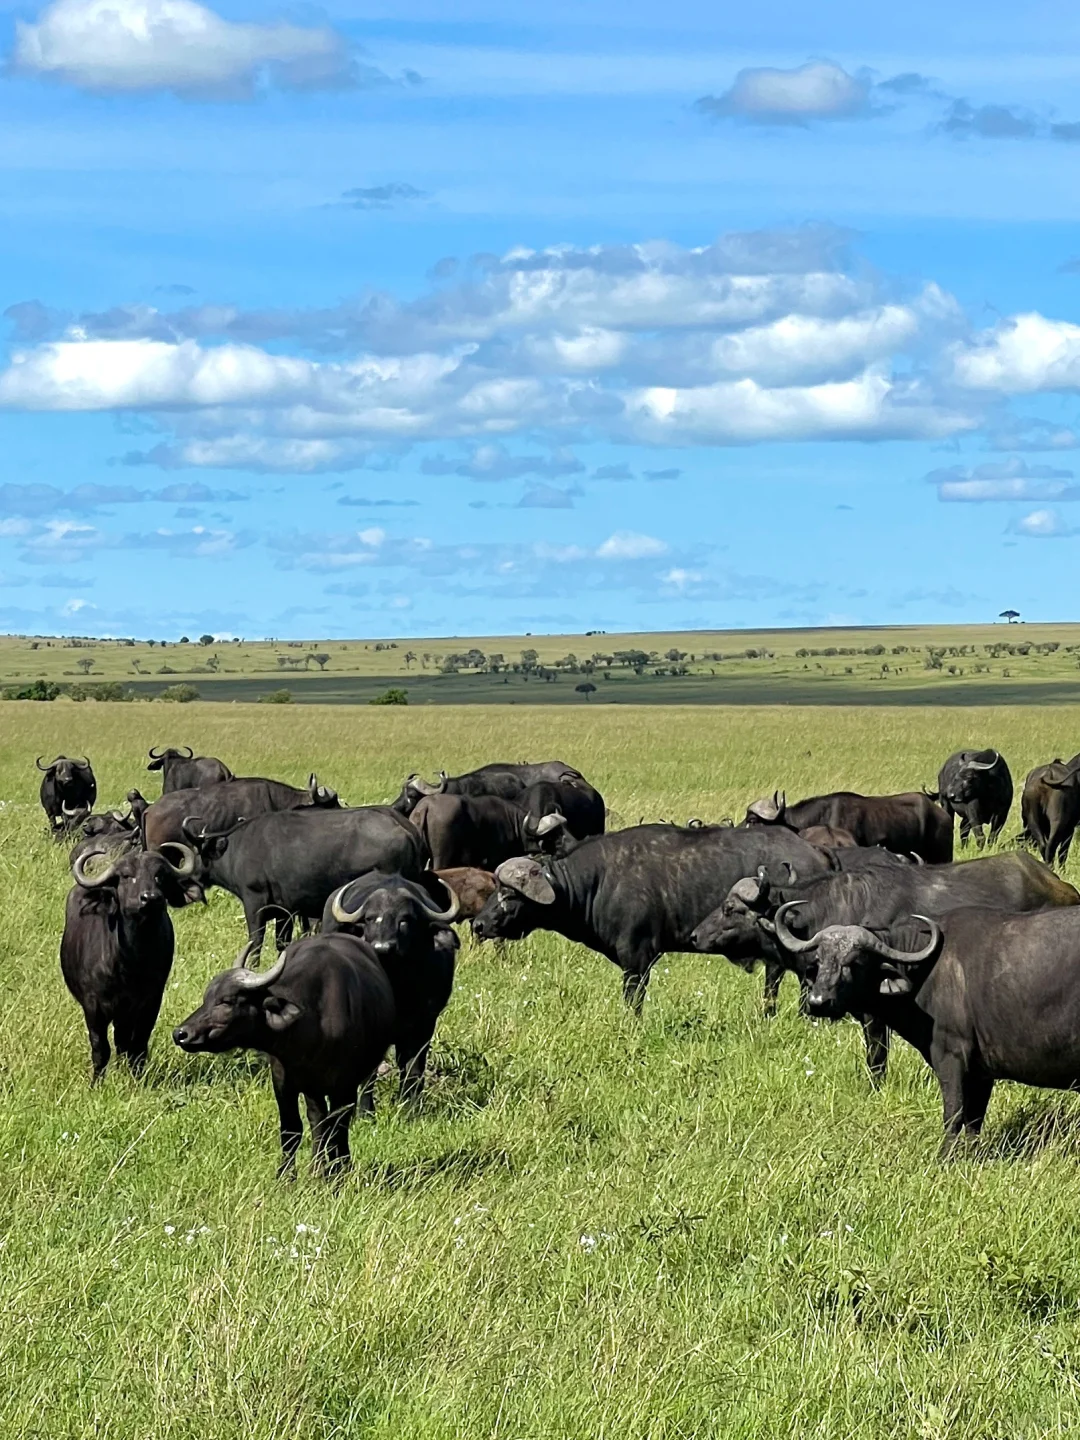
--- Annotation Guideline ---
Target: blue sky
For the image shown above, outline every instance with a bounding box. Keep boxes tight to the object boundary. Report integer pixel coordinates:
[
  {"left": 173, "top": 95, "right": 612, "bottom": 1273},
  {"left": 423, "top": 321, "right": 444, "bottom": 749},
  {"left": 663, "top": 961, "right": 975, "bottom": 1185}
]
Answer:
[{"left": 3, "top": 0, "right": 1080, "bottom": 639}]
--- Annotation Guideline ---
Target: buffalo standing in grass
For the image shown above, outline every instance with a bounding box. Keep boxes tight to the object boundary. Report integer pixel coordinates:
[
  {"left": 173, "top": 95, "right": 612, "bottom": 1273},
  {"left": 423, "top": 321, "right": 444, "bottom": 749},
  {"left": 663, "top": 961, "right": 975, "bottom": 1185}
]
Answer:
[
  {"left": 147, "top": 746, "right": 233, "bottom": 793},
  {"left": 471, "top": 823, "right": 833, "bottom": 1012},
  {"left": 174, "top": 935, "right": 396, "bottom": 1177},
  {"left": 323, "top": 872, "right": 459, "bottom": 1106},
  {"left": 1022, "top": 755, "right": 1080, "bottom": 866},
  {"left": 37, "top": 755, "right": 96, "bottom": 836},
  {"left": 142, "top": 773, "right": 340, "bottom": 850},
  {"left": 775, "top": 903, "right": 1080, "bottom": 1157},
  {"left": 409, "top": 792, "right": 572, "bottom": 871},
  {"left": 390, "top": 760, "right": 585, "bottom": 817},
  {"left": 934, "top": 749, "right": 1013, "bottom": 848},
  {"left": 743, "top": 789, "right": 953, "bottom": 864},
  {"left": 61, "top": 842, "right": 203, "bottom": 1081}
]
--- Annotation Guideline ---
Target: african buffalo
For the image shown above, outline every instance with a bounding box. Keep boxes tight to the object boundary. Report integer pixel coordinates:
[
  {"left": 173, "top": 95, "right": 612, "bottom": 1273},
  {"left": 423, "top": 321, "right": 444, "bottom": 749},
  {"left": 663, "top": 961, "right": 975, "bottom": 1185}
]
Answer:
[
  {"left": 1022, "top": 755, "right": 1080, "bottom": 866},
  {"left": 778, "top": 903, "right": 1080, "bottom": 1156},
  {"left": 181, "top": 804, "right": 429, "bottom": 953},
  {"left": 471, "top": 824, "right": 833, "bottom": 1012},
  {"left": 391, "top": 760, "right": 584, "bottom": 816},
  {"left": 409, "top": 793, "right": 571, "bottom": 871},
  {"left": 174, "top": 935, "right": 396, "bottom": 1177},
  {"left": 323, "top": 872, "right": 459, "bottom": 1106},
  {"left": 147, "top": 745, "right": 233, "bottom": 793},
  {"left": 433, "top": 867, "right": 497, "bottom": 919},
  {"left": 142, "top": 774, "right": 340, "bottom": 850},
  {"left": 934, "top": 749, "right": 1013, "bottom": 847},
  {"left": 70, "top": 801, "right": 143, "bottom": 867},
  {"left": 37, "top": 755, "right": 96, "bottom": 836},
  {"left": 61, "top": 842, "right": 202, "bottom": 1081},
  {"left": 744, "top": 789, "right": 953, "bottom": 864}
]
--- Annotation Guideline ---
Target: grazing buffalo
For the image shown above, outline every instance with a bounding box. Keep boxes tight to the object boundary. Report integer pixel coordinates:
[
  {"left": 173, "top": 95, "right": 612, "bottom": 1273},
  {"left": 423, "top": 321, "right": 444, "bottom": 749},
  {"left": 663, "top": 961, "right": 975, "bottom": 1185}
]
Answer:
[
  {"left": 780, "top": 903, "right": 1080, "bottom": 1156},
  {"left": 433, "top": 867, "right": 497, "bottom": 919},
  {"left": 1022, "top": 755, "right": 1080, "bottom": 866},
  {"left": 181, "top": 805, "right": 429, "bottom": 953},
  {"left": 410, "top": 793, "right": 571, "bottom": 871},
  {"left": 390, "top": 760, "right": 584, "bottom": 816},
  {"left": 744, "top": 790, "right": 953, "bottom": 864},
  {"left": 693, "top": 851, "right": 1079, "bottom": 1076},
  {"left": 37, "top": 755, "right": 96, "bottom": 836},
  {"left": 933, "top": 749, "right": 1013, "bottom": 847},
  {"left": 471, "top": 824, "right": 833, "bottom": 1012},
  {"left": 323, "top": 872, "right": 459, "bottom": 1106},
  {"left": 142, "top": 774, "right": 340, "bottom": 849},
  {"left": 61, "top": 842, "right": 202, "bottom": 1081},
  {"left": 70, "top": 802, "right": 143, "bottom": 867},
  {"left": 521, "top": 777, "right": 605, "bottom": 840},
  {"left": 174, "top": 935, "right": 396, "bottom": 1177},
  {"left": 147, "top": 745, "right": 233, "bottom": 793}
]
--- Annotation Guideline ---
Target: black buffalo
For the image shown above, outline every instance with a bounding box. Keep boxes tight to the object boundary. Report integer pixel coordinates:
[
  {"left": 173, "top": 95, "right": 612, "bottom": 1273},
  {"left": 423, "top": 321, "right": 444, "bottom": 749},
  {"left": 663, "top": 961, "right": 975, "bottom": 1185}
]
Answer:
[
  {"left": 142, "top": 773, "right": 340, "bottom": 850},
  {"left": 147, "top": 745, "right": 233, "bottom": 793},
  {"left": 390, "top": 760, "right": 584, "bottom": 816},
  {"left": 521, "top": 777, "right": 605, "bottom": 840},
  {"left": 61, "top": 842, "right": 202, "bottom": 1081},
  {"left": 410, "top": 792, "right": 572, "bottom": 870},
  {"left": 934, "top": 748, "right": 1013, "bottom": 847},
  {"left": 37, "top": 755, "right": 96, "bottom": 836},
  {"left": 471, "top": 824, "right": 833, "bottom": 1012},
  {"left": 70, "top": 798, "right": 144, "bottom": 867},
  {"left": 182, "top": 804, "right": 429, "bottom": 952},
  {"left": 744, "top": 789, "right": 953, "bottom": 864},
  {"left": 1022, "top": 755, "right": 1080, "bottom": 866},
  {"left": 174, "top": 935, "right": 396, "bottom": 1177},
  {"left": 323, "top": 872, "right": 459, "bottom": 1106},
  {"left": 695, "top": 851, "right": 1080, "bottom": 1079},
  {"left": 781, "top": 904, "right": 1080, "bottom": 1156}
]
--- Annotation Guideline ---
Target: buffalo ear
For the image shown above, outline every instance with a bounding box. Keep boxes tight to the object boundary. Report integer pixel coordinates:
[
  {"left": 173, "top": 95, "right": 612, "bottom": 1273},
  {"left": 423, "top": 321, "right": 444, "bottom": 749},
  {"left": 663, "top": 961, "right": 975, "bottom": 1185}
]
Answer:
[
  {"left": 495, "top": 857, "right": 556, "bottom": 905},
  {"left": 182, "top": 880, "right": 207, "bottom": 907},
  {"left": 262, "top": 996, "right": 303, "bottom": 1031}
]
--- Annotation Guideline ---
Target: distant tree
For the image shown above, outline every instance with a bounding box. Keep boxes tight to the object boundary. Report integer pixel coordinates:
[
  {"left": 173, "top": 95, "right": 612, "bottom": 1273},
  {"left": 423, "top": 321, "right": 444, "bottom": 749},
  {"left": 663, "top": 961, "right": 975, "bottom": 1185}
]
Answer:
[
  {"left": 369, "top": 687, "right": 409, "bottom": 706},
  {"left": 521, "top": 648, "right": 539, "bottom": 671},
  {"left": 147, "top": 639, "right": 156, "bottom": 648},
  {"left": 1000, "top": 610, "right": 1020, "bottom": 624},
  {"left": 198, "top": 634, "right": 215, "bottom": 646},
  {"left": 575, "top": 682, "right": 597, "bottom": 702},
  {"left": 179, "top": 636, "right": 190, "bottom": 644},
  {"left": 258, "top": 689, "right": 293, "bottom": 704},
  {"left": 160, "top": 683, "right": 199, "bottom": 703},
  {"left": 75, "top": 657, "right": 95, "bottom": 675}
]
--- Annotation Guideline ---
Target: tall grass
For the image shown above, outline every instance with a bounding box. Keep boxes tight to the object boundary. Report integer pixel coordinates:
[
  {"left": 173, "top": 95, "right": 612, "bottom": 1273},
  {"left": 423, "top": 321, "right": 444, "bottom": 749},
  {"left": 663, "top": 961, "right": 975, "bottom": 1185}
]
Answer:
[{"left": 4, "top": 701, "right": 1080, "bottom": 1438}]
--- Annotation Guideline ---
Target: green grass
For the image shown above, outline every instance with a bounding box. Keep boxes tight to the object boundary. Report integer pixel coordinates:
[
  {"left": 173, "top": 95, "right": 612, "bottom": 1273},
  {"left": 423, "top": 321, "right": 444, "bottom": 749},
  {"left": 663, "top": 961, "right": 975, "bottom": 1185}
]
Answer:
[
  {"left": 7, "top": 620, "right": 1080, "bottom": 705},
  {"left": 7, "top": 700, "right": 1080, "bottom": 1436}
]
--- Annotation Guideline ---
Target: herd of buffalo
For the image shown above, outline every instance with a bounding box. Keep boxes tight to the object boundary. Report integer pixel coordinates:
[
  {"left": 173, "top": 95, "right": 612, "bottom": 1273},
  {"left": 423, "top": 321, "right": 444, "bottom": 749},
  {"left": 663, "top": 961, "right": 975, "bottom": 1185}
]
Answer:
[{"left": 30, "top": 741, "right": 1080, "bottom": 1169}]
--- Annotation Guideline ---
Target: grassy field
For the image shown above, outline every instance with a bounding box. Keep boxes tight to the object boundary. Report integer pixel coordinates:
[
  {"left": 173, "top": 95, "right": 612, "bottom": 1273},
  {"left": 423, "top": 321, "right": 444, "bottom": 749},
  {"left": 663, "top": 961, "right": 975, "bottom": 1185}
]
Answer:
[
  {"left": 8, "top": 700, "right": 1080, "bottom": 1437},
  {"left": 8, "top": 621, "right": 1080, "bottom": 705}
]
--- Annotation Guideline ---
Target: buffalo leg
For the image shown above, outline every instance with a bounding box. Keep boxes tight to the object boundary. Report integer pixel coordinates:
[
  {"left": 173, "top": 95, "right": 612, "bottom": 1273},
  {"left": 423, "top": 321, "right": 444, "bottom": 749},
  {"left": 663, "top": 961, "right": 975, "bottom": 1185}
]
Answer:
[
  {"left": 323, "top": 1091, "right": 356, "bottom": 1176},
  {"left": 620, "top": 949, "right": 657, "bottom": 1015},
  {"left": 861, "top": 1017, "right": 889, "bottom": 1086},
  {"left": 962, "top": 1071, "right": 994, "bottom": 1136},
  {"left": 762, "top": 959, "right": 784, "bottom": 1017},
  {"left": 934, "top": 1049, "right": 971, "bottom": 1159},
  {"left": 271, "top": 1062, "right": 303, "bottom": 1179},
  {"left": 305, "top": 1094, "right": 331, "bottom": 1176},
  {"left": 397, "top": 1030, "right": 433, "bottom": 1109},
  {"left": 83, "top": 1007, "right": 111, "bottom": 1083}
]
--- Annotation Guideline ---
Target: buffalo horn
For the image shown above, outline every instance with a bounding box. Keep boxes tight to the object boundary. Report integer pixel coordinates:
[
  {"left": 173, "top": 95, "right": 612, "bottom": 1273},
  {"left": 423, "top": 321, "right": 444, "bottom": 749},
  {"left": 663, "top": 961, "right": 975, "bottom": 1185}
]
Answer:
[
  {"left": 866, "top": 914, "right": 942, "bottom": 966},
  {"left": 773, "top": 901, "right": 820, "bottom": 954},
  {"left": 231, "top": 939, "right": 288, "bottom": 989},
  {"left": 407, "top": 773, "right": 441, "bottom": 796},
  {"left": 35, "top": 755, "right": 61, "bottom": 772},
  {"left": 61, "top": 800, "right": 87, "bottom": 817},
  {"left": 157, "top": 841, "right": 198, "bottom": 877},
  {"left": 75, "top": 757, "right": 91, "bottom": 771},
  {"left": 420, "top": 878, "right": 460, "bottom": 924},
  {"left": 967, "top": 750, "right": 999, "bottom": 771},
  {"left": 147, "top": 746, "right": 166, "bottom": 760},
  {"left": 494, "top": 857, "right": 556, "bottom": 905},
  {"left": 329, "top": 882, "right": 365, "bottom": 925},
  {"left": 72, "top": 849, "right": 118, "bottom": 888},
  {"left": 533, "top": 811, "right": 566, "bottom": 836}
]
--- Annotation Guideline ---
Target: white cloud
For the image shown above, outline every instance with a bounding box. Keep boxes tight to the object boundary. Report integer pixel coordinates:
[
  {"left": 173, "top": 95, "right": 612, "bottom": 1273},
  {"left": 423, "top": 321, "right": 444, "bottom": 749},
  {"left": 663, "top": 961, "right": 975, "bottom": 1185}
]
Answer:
[
  {"left": 357, "top": 527, "right": 385, "bottom": 547},
  {"left": 12, "top": 0, "right": 359, "bottom": 97},
  {"left": 61, "top": 597, "right": 94, "bottom": 615},
  {"left": 662, "top": 567, "right": 703, "bottom": 589},
  {"left": 950, "top": 313, "right": 1080, "bottom": 394},
  {"left": 1013, "top": 508, "right": 1074, "bottom": 537},
  {"left": 596, "top": 530, "right": 668, "bottom": 560},
  {"left": 698, "top": 60, "right": 871, "bottom": 125}
]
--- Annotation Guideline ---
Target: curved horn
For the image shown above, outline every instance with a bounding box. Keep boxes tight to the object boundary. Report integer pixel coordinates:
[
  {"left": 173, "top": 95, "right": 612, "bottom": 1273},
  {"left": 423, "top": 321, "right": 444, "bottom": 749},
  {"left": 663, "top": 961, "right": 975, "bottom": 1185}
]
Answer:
[
  {"left": 72, "top": 849, "right": 119, "bottom": 888},
  {"left": 177, "top": 746, "right": 194, "bottom": 759},
  {"left": 533, "top": 811, "right": 566, "bottom": 837},
  {"left": 909, "top": 851, "right": 925, "bottom": 865},
  {"left": 74, "top": 757, "right": 91, "bottom": 771},
  {"left": 148, "top": 745, "right": 166, "bottom": 760},
  {"left": 773, "top": 901, "right": 821, "bottom": 955},
  {"left": 35, "top": 755, "right": 61, "bottom": 771},
  {"left": 407, "top": 773, "right": 441, "bottom": 796},
  {"left": 329, "top": 882, "right": 366, "bottom": 925},
  {"left": 866, "top": 915, "right": 942, "bottom": 966},
  {"left": 966, "top": 750, "right": 999, "bottom": 771},
  {"left": 420, "top": 877, "right": 460, "bottom": 924},
  {"left": 157, "top": 841, "right": 197, "bottom": 877},
  {"left": 61, "top": 800, "right": 87, "bottom": 817},
  {"left": 231, "top": 939, "right": 288, "bottom": 989}
]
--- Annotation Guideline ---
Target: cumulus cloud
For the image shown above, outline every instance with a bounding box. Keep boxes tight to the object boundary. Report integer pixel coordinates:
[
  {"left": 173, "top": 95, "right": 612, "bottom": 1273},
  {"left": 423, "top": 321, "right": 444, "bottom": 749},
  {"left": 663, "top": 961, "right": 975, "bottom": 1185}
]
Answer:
[
  {"left": 10, "top": 0, "right": 373, "bottom": 98},
  {"left": 696, "top": 60, "right": 871, "bottom": 125},
  {"left": 938, "top": 101, "right": 1039, "bottom": 140},
  {"left": 987, "top": 419, "right": 1080, "bottom": 452},
  {"left": 517, "top": 483, "right": 577, "bottom": 509},
  {"left": 950, "top": 313, "right": 1080, "bottom": 394},
  {"left": 927, "top": 456, "right": 1080, "bottom": 503},
  {"left": 1011, "top": 508, "right": 1076, "bottom": 538},
  {"left": 596, "top": 530, "right": 668, "bottom": 560}
]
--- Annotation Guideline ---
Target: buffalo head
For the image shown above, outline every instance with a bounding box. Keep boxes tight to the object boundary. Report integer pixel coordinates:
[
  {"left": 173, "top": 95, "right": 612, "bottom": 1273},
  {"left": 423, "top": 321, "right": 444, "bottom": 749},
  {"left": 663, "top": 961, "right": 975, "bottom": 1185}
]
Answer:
[
  {"left": 173, "top": 940, "right": 291, "bottom": 1053},
  {"left": 73, "top": 842, "right": 203, "bottom": 915},
  {"left": 471, "top": 856, "right": 555, "bottom": 941},
  {"left": 744, "top": 790, "right": 787, "bottom": 826}
]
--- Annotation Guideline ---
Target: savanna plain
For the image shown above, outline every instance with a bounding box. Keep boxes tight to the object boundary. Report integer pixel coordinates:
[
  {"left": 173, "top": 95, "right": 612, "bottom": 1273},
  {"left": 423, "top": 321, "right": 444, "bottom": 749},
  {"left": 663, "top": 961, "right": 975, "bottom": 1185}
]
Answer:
[{"left": 9, "top": 698, "right": 1080, "bottom": 1439}]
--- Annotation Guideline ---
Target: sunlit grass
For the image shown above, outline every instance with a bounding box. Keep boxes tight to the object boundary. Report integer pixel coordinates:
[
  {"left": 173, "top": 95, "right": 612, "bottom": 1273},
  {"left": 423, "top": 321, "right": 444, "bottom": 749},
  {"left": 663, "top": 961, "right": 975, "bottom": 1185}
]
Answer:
[{"left": 4, "top": 701, "right": 1080, "bottom": 1436}]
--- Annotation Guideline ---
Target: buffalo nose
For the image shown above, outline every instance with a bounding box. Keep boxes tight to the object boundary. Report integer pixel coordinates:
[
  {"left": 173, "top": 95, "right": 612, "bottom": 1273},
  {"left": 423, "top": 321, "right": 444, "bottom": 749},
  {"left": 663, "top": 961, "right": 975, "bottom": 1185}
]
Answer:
[
  {"left": 371, "top": 940, "right": 393, "bottom": 955},
  {"left": 808, "top": 992, "right": 824, "bottom": 1009},
  {"left": 172, "top": 1027, "right": 188, "bottom": 1045}
]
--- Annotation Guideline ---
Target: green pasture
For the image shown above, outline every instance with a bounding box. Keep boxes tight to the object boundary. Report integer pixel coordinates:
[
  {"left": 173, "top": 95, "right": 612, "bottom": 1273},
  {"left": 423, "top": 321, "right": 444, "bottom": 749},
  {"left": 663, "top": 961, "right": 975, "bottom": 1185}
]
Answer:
[
  {"left": 5, "top": 700, "right": 1080, "bottom": 1437},
  {"left": 6, "top": 620, "right": 1080, "bottom": 705}
]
